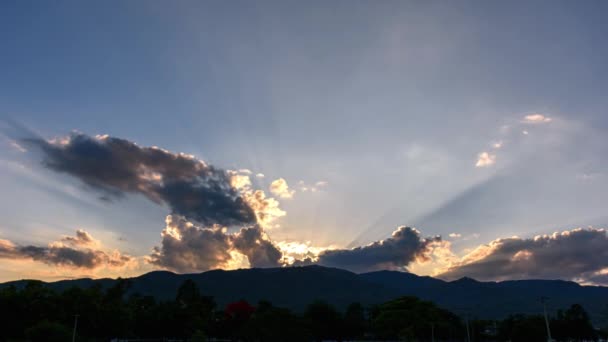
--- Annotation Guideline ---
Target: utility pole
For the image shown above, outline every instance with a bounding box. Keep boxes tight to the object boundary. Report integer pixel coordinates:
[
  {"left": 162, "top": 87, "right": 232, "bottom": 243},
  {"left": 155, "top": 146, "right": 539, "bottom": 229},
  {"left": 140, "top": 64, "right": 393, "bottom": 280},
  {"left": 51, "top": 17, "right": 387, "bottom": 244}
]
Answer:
[
  {"left": 431, "top": 323, "right": 435, "bottom": 342},
  {"left": 465, "top": 313, "right": 471, "bottom": 342},
  {"left": 72, "top": 314, "right": 79, "bottom": 342},
  {"left": 541, "top": 297, "right": 552, "bottom": 342}
]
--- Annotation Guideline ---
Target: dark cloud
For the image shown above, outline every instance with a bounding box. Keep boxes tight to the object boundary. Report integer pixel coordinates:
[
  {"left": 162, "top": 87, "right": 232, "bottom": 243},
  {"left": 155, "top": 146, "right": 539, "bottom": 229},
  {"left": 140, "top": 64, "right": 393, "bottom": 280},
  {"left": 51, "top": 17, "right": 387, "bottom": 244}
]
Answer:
[
  {"left": 0, "top": 231, "right": 133, "bottom": 269},
  {"left": 232, "top": 227, "right": 282, "bottom": 268},
  {"left": 439, "top": 228, "right": 608, "bottom": 284},
  {"left": 311, "top": 226, "right": 439, "bottom": 273},
  {"left": 60, "top": 229, "right": 94, "bottom": 246},
  {"left": 148, "top": 215, "right": 233, "bottom": 273},
  {"left": 148, "top": 215, "right": 283, "bottom": 273},
  {"left": 25, "top": 133, "right": 256, "bottom": 226}
]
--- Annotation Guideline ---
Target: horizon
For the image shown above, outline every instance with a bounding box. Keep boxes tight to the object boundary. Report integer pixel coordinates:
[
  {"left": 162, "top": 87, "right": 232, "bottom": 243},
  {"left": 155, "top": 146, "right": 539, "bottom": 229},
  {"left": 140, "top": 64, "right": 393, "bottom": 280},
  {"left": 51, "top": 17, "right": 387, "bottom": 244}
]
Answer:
[
  {"left": 1, "top": 264, "right": 600, "bottom": 287},
  {"left": 1, "top": 1, "right": 608, "bottom": 287}
]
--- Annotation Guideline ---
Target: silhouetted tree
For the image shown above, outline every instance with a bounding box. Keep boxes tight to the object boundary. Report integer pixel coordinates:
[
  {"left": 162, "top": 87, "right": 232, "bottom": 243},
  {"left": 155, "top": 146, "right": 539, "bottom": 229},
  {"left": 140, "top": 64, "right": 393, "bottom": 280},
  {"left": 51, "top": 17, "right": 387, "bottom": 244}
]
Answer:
[
  {"left": 499, "top": 314, "right": 546, "bottom": 342},
  {"left": 371, "top": 296, "right": 463, "bottom": 341},
  {"left": 552, "top": 304, "right": 596, "bottom": 341},
  {"left": 304, "top": 300, "right": 343, "bottom": 341},
  {"left": 343, "top": 302, "right": 366, "bottom": 340},
  {"left": 25, "top": 320, "right": 71, "bottom": 342},
  {"left": 174, "top": 279, "right": 216, "bottom": 337}
]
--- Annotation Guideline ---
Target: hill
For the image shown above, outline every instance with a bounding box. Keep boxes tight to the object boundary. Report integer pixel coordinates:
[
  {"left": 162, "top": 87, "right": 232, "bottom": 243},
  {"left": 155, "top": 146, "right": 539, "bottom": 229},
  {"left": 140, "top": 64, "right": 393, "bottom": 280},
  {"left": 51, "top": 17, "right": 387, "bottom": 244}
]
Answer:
[{"left": 3, "top": 266, "right": 607, "bottom": 325}]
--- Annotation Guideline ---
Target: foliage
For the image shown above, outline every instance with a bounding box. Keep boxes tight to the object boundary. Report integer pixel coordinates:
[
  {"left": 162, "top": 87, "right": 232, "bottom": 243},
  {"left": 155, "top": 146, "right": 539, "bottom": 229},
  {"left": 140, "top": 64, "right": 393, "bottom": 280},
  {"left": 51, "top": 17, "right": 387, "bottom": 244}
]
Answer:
[
  {"left": 24, "top": 320, "right": 71, "bottom": 342},
  {"left": 0, "top": 280, "right": 600, "bottom": 341},
  {"left": 370, "top": 296, "right": 464, "bottom": 341}
]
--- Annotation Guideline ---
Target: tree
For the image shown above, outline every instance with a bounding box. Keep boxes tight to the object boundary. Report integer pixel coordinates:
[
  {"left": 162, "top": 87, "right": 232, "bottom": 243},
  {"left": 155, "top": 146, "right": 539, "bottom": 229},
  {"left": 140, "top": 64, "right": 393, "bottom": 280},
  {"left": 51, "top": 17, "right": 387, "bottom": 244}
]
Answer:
[
  {"left": 174, "top": 279, "right": 216, "bottom": 338},
  {"left": 304, "top": 300, "right": 343, "bottom": 341},
  {"left": 499, "top": 314, "right": 547, "bottom": 342},
  {"left": 552, "top": 304, "right": 596, "bottom": 341},
  {"left": 371, "top": 296, "right": 463, "bottom": 341},
  {"left": 343, "top": 302, "right": 366, "bottom": 340},
  {"left": 25, "top": 320, "right": 71, "bottom": 342}
]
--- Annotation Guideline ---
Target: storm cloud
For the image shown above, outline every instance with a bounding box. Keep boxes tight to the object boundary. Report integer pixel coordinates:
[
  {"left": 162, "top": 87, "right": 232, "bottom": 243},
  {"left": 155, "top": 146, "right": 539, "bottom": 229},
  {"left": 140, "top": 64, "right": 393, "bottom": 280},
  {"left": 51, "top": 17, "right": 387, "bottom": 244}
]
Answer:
[
  {"left": 439, "top": 228, "right": 608, "bottom": 284},
  {"left": 26, "top": 133, "right": 257, "bottom": 227},
  {"left": 309, "top": 226, "right": 440, "bottom": 273},
  {"left": 148, "top": 215, "right": 282, "bottom": 273},
  {"left": 0, "top": 230, "right": 133, "bottom": 269}
]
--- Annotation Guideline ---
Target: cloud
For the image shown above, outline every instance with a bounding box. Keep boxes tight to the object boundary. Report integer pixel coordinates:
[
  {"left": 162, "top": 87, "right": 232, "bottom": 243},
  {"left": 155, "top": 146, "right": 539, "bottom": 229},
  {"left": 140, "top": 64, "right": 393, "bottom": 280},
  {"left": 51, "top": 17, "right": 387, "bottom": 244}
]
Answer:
[
  {"left": 60, "top": 229, "right": 95, "bottom": 246},
  {"left": 269, "top": 178, "right": 295, "bottom": 199},
  {"left": 148, "top": 215, "right": 283, "bottom": 273},
  {"left": 9, "top": 140, "right": 27, "bottom": 152},
  {"left": 492, "top": 141, "right": 503, "bottom": 149},
  {"left": 439, "top": 228, "right": 608, "bottom": 284},
  {"left": 232, "top": 226, "right": 282, "bottom": 268},
  {"left": 522, "top": 113, "right": 552, "bottom": 124},
  {"left": 25, "top": 133, "right": 258, "bottom": 227},
  {"left": 306, "top": 226, "right": 440, "bottom": 273},
  {"left": 0, "top": 230, "right": 133, "bottom": 269},
  {"left": 242, "top": 190, "right": 286, "bottom": 228},
  {"left": 256, "top": 173, "right": 265, "bottom": 178},
  {"left": 448, "top": 233, "right": 461, "bottom": 239},
  {"left": 298, "top": 180, "right": 329, "bottom": 192},
  {"left": 475, "top": 152, "right": 496, "bottom": 167},
  {"left": 276, "top": 240, "right": 334, "bottom": 265}
]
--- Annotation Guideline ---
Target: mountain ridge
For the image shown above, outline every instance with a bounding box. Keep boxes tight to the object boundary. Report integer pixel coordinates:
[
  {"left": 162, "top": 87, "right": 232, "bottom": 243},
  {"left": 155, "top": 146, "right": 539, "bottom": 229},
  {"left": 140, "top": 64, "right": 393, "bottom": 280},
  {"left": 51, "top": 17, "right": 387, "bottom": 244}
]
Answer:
[{"left": 2, "top": 265, "right": 607, "bottom": 325}]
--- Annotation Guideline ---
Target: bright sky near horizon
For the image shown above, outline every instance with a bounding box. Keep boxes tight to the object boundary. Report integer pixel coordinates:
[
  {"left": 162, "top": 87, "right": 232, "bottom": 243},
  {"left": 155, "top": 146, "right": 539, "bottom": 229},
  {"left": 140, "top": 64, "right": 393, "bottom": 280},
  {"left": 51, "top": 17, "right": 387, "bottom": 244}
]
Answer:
[{"left": 1, "top": 1, "right": 608, "bottom": 285}]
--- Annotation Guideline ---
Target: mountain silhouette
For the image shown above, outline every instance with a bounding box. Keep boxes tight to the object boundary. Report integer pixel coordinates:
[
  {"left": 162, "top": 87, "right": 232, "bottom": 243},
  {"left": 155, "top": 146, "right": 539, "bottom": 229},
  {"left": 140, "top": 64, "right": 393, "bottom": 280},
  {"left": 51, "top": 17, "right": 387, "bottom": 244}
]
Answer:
[{"left": 2, "top": 265, "right": 607, "bottom": 325}]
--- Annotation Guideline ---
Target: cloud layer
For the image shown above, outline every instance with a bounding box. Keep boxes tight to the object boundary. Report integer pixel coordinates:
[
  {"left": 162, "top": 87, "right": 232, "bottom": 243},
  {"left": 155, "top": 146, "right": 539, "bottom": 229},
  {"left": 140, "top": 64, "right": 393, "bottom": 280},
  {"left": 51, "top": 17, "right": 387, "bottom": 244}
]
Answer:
[
  {"left": 439, "top": 228, "right": 608, "bottom": 284},
  {"left": 297, "top": 226, "right": 440, "bottom": 273},
  {"left": 148, "top": 215, "right": 282, "bottom": 273},
  {"left": 0, "top": 230, "right": 133, "bottom": 269},
  {"left": 26, "top": 133, "right": 257, "bottom": 227}
]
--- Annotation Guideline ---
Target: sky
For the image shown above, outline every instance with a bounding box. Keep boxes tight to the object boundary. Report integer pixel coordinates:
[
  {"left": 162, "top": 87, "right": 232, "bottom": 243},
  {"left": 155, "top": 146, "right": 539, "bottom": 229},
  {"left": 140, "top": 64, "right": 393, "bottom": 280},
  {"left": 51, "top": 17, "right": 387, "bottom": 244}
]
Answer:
[{"left": 1, "top": 0, "right": 608, "bottom": 285}]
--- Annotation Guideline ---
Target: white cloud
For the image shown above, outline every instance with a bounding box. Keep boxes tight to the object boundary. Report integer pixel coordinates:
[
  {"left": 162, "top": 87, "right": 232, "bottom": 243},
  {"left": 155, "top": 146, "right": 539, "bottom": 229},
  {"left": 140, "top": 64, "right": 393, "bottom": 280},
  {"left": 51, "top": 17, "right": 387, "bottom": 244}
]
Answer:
[
  {"left": 492, "top": 141, "right": 503, "bottom": 149},
  {"left": 269, "top": 178, "right": 295, "bottom": 199},
  {"left": 475, "top": 152, "right": 496, "bottom": 168},
  {"left": 256, "top": 173, "right": 265, "bottom": 178},
  {"left": 522, "top": 113, "right": 552, "bottom": 124},
  {"left": 448, "top": 233, "right": 462, "bottom": 239},
  {"left": 298, "top": 180, "right": 329, "bottom": 193},
  {"left": 9, "top": 140, "right": 27, "bottom": 152}
]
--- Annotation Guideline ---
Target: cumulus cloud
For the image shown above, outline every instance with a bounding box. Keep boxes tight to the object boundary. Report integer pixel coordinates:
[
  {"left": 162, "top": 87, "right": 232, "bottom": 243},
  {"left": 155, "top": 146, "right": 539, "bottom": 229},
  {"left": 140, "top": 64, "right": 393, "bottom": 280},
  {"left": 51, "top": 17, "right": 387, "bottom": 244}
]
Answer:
[
  {"left": 269, "top": 178, "right": 295, "bottom": 199},
  {"left": 439, "top": 228, "right": 608, "bottom": 284},
  {"left": 475, "top": 152, "right": 496, "bottom": 167},
  {"left": 0, "top": 230, "right": 133, "bottom": 269},
  {"left": 522, "top": 113, "right": 552, "bottom": 124},
  {"left": 232, "top": 226, "right": 282, "bottom": 268},
  {"left": 148, "top": 215, "right": 282, "bottom": 273},
  {"left": 256, "top": 173, "right": 265, "bottom": 178},
  {"left": 242, "top": 190, "right": 286, "bottom": 228},
  {"left": 25, "top": 133, "right": 258, "bottom": 227},
  {"left": 448, "top": 233, "right": 462, "bottom": 239},
  {"left": 305, "top": 227, "right": 440, "bottom": 273}
]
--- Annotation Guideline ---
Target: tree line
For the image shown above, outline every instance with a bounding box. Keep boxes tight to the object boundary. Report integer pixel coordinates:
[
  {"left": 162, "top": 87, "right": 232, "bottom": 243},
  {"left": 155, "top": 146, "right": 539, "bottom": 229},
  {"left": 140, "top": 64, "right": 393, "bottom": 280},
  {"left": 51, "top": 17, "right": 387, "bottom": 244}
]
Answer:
[{"left": 0, "top": 278, "right": 606, "bottom": 341}]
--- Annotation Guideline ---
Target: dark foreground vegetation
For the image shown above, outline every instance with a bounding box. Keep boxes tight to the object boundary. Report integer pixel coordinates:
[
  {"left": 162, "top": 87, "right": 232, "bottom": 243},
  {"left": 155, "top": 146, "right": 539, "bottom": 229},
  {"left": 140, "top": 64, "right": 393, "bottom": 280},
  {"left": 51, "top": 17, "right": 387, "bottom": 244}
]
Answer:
[{"left": 1, "top": 279, "right": 607, "bottom": 342}]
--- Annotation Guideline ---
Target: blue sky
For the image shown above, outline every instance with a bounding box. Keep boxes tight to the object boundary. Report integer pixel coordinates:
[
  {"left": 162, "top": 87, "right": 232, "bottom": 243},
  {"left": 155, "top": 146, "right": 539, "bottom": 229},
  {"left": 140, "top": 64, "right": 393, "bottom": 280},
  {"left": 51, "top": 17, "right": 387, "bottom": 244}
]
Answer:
[{"left": 1, "top": 1, "right": 608, "bottom": 283}]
